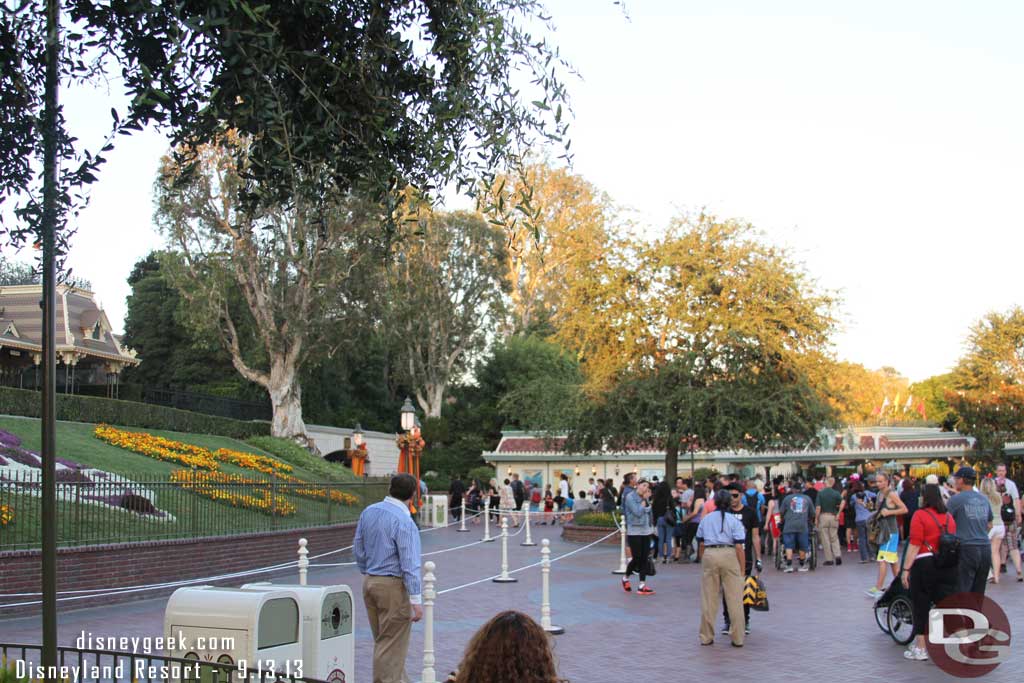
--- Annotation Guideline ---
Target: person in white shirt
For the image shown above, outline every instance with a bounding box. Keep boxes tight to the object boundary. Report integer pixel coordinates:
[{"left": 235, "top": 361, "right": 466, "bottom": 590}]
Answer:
[{"left": 558, "top": 473, "right": 570, "bottom": 501}]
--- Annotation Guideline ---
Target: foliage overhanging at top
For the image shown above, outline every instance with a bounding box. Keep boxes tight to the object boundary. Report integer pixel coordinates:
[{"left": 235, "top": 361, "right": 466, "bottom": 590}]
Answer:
[{"left": 1, "top": 0, "right": 571, "bottom": 249}]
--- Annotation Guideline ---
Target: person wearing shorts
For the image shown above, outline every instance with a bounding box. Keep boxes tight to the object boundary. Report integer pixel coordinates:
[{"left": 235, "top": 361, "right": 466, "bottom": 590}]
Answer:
[
  {"left": 779, "top": 484, "right": 814, "bottom": 573},
  {"left": 865, "top": 472, "right": 907, "bottom": 598}
]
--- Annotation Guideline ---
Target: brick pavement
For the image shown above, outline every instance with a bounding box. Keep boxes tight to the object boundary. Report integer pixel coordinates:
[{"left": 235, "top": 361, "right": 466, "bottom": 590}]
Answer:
[{"left": 2, "top": 521, "right": 1023, "bottom": 682}]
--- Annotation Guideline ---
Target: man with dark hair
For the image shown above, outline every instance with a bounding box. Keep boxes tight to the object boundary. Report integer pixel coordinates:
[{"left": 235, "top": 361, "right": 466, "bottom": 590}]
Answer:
[
  {"left": 355, "top": 473, "right": 423, "bottom": 683},
  {"left": 448, "top": 474, "right": 466, "bottom": 522},
  {"left": 510, "top": 472, "right": 525, "bottom": 513},
  {"left": 721, "top": 483, "right": 760, "bottom": 636},
  {"left": 947, "top": 466, "right": 993, "bottom": 596}
]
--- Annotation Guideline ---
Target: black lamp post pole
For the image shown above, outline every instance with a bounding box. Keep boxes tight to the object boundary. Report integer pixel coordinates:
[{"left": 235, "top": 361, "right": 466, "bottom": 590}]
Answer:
[{"left": 41, "top": 0, "right": 62, "bottom": 669}]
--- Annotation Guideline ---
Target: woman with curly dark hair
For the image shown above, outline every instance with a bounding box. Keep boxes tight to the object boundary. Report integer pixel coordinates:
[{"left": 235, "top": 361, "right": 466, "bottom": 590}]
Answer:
[{"left": 448, "top": 611, "right": 567, "bottom": 683}]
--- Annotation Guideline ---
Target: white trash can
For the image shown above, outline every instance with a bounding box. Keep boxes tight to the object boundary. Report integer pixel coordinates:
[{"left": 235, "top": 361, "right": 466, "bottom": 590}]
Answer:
[
  {"left": 429, "top": 494, "right": 448, "bottom": 528},
  {"left": 241, "top": 582, "right": 355, "bottom": 683},
  {"left": 164, "top": 586, "right": 304, "bottom": 678}
]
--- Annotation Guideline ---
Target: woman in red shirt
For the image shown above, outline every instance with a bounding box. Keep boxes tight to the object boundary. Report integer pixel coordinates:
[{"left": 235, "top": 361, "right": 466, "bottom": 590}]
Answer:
[{"left": 900, "top": 483, "right": 958, "bottom": 662}]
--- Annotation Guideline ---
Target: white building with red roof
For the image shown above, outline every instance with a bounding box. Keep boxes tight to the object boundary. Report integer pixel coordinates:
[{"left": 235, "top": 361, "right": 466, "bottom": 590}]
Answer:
[{"left": 484, "top": 426, "right": 975, "bottom": 491}]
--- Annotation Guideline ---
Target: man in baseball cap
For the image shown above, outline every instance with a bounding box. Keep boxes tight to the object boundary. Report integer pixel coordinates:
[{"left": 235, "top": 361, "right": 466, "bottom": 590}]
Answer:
[{"left": 947, "top": 465, "right": 994, "bottom": 595}]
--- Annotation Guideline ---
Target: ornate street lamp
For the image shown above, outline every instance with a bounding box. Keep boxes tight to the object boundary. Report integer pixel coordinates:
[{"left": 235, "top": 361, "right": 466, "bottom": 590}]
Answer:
[
  {"left": 397, "top": 398, "right": 425, "bottom": 511},
  {"left": 401, "top": 397, "right": 416, "bottom": 432},
  {"left": 350, "top": 423, "right": 368, "bottom": 477}
]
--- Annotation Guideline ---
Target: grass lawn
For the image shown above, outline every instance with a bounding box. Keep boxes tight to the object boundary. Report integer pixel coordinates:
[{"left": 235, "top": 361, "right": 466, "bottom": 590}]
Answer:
[{"left": 0, "top": 415, "right": 387, "bottom": 550}]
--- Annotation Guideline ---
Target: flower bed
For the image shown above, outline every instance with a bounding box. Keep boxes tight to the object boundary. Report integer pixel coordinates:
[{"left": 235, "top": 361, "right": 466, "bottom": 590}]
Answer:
[
  {"left": 214, "top": 447, "right": 293, "bottom": 476},
  {"left": 169, "top": 469, "right": 296, "bottom": 516},
  {"left": 0, "top": 503, "right": 13, "bottom": 527},
  {"left": 94, "top": 424, "right": 217, "bottom": 470},
  {"left": 94, "top": 425, "right": 359, "bottom": 509},
  {"left": 0, "top": 429, "right": 174, "bottom": 522}
]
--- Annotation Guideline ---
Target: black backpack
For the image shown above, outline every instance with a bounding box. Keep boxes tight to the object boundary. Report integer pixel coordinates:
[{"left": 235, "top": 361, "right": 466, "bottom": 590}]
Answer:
[
  {"left": 924, "top": 510, "right": 961, "bottom": 570},
  {"left": 744, "top": 491, "right": 762, "bottom": 521}
]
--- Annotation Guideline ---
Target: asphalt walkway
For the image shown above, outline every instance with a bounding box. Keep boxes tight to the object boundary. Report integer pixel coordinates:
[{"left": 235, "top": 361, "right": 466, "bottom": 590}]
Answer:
[{"left": 2, "top": 520, "right": 1023, "bottom": 682}]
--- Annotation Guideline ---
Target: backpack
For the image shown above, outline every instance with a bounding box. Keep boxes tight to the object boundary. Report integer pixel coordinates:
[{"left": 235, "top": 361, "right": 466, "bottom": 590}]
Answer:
[
  {"left": 924, "top": 510, "right": 961, "bottom": 570},
  {"left": 744, "top": 492, "right": 762, "bottom": 522},
  {"left": 531, "top": 489, "right": 542, "bottom": 505}
]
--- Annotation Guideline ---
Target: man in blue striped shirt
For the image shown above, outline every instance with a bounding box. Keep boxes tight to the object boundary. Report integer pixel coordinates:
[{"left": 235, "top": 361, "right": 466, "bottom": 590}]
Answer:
[{"left": 354, "top": 473, "right": 423, "bottom": 683}]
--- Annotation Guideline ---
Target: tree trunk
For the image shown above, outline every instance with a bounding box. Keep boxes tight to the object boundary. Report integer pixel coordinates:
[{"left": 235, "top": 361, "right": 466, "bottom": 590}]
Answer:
[
  {"left": 268, "top": 366, "right": 307, "bottom": 439},
  {"left": 664, "top": 437, "right": 679, "bottom": 483}
]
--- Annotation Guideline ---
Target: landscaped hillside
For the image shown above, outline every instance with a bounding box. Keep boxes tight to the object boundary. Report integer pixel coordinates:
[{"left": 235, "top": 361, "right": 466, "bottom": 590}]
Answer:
[{"left": 0, "top": 415, "right": 386, "bottom": 550}]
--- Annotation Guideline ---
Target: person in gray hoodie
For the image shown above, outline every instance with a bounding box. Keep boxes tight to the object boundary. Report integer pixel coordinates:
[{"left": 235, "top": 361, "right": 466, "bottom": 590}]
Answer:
[{"left": 621, "top": 479, "right": 655, "bottom": 595}]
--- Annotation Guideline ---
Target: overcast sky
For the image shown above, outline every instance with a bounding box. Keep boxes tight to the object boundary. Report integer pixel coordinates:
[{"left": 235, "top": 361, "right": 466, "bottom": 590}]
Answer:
[{"left": 5, "top": 0, "right": 1022, "bottom": 382}]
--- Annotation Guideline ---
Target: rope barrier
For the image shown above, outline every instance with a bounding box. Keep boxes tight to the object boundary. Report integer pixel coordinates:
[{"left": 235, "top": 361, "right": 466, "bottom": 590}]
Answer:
[
  {"left": 0, "top": 508, "right": 587, "bottom": 607},
  {"left": 436, "top": 529, "right": 618, "bottom": 596},
  {"left": 0, "top": 509, "right": 489, "bottom": 603}
]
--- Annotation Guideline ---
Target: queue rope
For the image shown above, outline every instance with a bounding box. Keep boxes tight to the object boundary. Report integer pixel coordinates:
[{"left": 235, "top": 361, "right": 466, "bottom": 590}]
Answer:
[
  {"left": 0, "top": 508, "right": 489, "bottom": 603},
  {"left": 311, "top": 515, "right": 531, "bottom": 567},
  {"left": 436, "top": 528, "right": 618, "bottom": 596}
]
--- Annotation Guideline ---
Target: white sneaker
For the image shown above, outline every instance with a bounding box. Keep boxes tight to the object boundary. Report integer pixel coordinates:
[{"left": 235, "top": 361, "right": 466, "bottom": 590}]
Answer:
[
  {"left": 865, "top": 587, "right": 883, "bottom": 598},
  {"left": 903, "top": 646, "right": 928, "bottom": 661},
  {"left": 797, "top": 564, "right": 809, "bottom": 572},
  {"left": 783, "top": 565, "right": 795, "bottom": 573}
]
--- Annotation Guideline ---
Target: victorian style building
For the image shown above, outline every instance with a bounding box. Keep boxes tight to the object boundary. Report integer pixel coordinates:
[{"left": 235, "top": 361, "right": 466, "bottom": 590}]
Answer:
[{"left": 0, "top": 284, "right": 139, "bottom": 395}]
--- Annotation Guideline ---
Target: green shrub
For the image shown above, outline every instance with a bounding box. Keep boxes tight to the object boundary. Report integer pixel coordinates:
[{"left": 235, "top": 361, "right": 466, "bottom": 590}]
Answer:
[
  {"left": 692, "top": 467, "right": 721, "bottom": 483},
  {"left": 0, "top": 386, "right": 269, "bottom": 439},
  {"left": 467, "top": 464, "right": 496, "bottom": 483},
  {"left": 246, "top": 435, "right": 353, "bottom": 481},
  {"left": 572, "top": 511, "right": 617, "bottom": 528}
]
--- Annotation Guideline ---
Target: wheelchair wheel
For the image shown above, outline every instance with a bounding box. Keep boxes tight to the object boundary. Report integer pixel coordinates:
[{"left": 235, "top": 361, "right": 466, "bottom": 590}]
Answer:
[
  {"left": 874, "top": 602, "right": 891, "bottom": 634},
  {"left": 774, "top": 538, "right": 784, "bottom": 570},
  {"left": 808, "top": 531, "right": 817, "bottom": 571},
  {"left": 887, "top": 595, "right": 915, "bottom": 645}
]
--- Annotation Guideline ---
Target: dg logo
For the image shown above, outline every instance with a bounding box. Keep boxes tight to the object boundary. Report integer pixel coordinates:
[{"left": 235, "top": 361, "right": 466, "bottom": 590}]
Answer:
[{"left": 927, "top": 593, "right": 1011, "bottom": 678}]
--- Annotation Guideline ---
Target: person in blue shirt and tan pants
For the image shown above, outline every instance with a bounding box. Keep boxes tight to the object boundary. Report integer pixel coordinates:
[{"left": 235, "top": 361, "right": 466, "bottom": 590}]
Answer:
[{"left": 354, "top": 473, "right": 424, "bottom": 683}]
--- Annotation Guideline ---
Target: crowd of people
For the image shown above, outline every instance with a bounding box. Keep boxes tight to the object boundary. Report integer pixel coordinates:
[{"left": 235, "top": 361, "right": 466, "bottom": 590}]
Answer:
[
  {"left": 353, "top": 462, "right": 1022, "bottom": 681},
  {"left": 607, "top": 463, "right": 1022, "bottom": 660}
]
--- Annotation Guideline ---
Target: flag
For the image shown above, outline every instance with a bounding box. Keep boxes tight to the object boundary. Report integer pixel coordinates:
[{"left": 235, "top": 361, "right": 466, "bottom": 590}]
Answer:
[
  {"left": 893, "top": 392, "right": 901, "bottom": 414},
  {"left": 905, "top": 394, "right": 914, "bottom": 413},
  {"left": 871, "top": 405, "right": 881, "bottom": 416},
  {"left": 916, "top": 401, "right": 927, "bottom": 420},
  {"left": 881, "top": 395, "right": 891, "bottom": 414}
]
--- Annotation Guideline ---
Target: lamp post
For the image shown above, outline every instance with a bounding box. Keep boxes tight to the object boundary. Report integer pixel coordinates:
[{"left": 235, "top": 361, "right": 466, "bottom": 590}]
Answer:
[
  {"left": 398, "top": 397, "right": 425, "bottom": 511},
  {"left": 351, "top": 423, "right": 367, "bottom": 477}
]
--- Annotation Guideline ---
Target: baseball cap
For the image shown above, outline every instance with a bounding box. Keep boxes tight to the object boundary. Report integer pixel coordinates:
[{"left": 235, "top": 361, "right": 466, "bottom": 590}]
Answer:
[
  {"left": 925, "top": 474, "right": 939, "bottom": 485},
  {"left": 953, "top": 466, "right": 977, "bottom": 481}
]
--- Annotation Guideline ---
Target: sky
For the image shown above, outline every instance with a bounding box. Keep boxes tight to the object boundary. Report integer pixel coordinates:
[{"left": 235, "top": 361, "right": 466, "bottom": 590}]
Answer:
[{"left": 4, "top": 0, "right": 1023, "bottom": 382}]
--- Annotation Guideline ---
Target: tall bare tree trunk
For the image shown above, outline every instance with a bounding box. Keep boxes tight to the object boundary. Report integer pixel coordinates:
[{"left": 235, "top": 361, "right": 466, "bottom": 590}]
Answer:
[
  {"left": 664, "top": 437, "right": 679, "bottom": 483},
  {"left": 265, "top": 360, "right": 306, "bottom": 438}
]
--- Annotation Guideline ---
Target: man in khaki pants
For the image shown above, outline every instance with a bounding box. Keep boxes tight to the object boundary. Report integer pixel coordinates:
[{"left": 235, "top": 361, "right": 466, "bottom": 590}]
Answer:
[
  {"left": 695, "top": 489, "right": 747, "bottom": 647},
  {"left": 354, "top": 474, "right": 423, "bottom": 683},
  {"left": 814, "top": 477, "right": 844, "bottom": 566}
]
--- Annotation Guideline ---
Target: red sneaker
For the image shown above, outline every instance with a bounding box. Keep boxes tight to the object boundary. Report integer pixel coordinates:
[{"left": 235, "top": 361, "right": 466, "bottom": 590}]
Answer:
[
  {"left": 621, "top": 578, "right": 631, "bottom": 592},
  {"left": 637, "top": 586, "right": 655, "bottom": 596}
]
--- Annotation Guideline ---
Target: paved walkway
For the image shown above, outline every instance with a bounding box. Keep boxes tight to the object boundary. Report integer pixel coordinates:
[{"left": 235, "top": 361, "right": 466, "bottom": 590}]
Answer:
[{"left": 2, "top": 520, "right": 1023, "bottom": 682}]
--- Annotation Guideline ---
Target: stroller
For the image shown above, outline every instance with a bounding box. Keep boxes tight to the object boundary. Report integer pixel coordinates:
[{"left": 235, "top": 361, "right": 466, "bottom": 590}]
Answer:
[{"left": 872, "top": 543, "right": 914, "bottom": 645}]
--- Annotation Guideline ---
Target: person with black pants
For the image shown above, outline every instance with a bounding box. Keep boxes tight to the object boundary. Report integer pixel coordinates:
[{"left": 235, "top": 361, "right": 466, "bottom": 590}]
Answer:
[
  {"left": 947, "top": 466, "right": 994, "bottom": 596},
  {"left": 721, "top": 483, "right": 761, "bottom": 635},
  {"left": 620, "top": 479, "right": 655, "bottom": 595},
  {"left": 900, "top": 483, "right": 959, "bottom": 662}
]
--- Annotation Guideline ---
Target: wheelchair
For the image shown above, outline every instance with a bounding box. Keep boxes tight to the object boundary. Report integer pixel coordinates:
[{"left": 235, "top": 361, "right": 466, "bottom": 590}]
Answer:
[
  {"left": 873, "top": 545, "right": 915, "bottom": 645},
  {"left": 772, "top": 525, "right": 816, "bottom": 571}
]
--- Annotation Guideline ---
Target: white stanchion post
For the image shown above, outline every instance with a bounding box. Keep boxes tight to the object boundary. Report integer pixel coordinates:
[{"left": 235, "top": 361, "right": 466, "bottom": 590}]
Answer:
[
  {"left": 611, "top": 514, "right": 627, "bottom": 575},
  {"left": 298, "top": 538, "right": 309, "bottom": 586},
  {"left": 492, "top": 517, "right": 518, "bottom": 583},
  {"left": 421, "top": 561, "right": 437, "bottom": 683},
  {"left": 457, "top": 499, "right": 469, "bottom": 532},
  {"left": 521, "top": 506, "right": 535, "bottom": 546},
  {"left": 540, "top": 539, "right": 564, "bottom": 634},
  {"left": 482, "top": 499, "right": 493, "bottom": 542}
]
